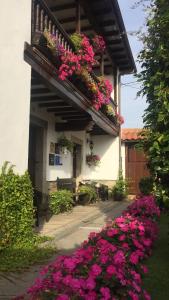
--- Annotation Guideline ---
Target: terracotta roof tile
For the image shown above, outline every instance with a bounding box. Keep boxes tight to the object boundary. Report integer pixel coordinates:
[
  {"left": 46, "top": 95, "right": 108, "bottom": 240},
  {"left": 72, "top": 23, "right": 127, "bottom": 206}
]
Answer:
[{"left": 121, "top": 128, "right": 143, "bottom": 141}]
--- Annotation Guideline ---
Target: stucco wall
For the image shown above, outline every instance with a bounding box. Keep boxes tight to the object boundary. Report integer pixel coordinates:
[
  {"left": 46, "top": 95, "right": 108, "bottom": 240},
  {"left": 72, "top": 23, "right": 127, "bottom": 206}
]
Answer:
[
  {"left": 0, "top": 1, "right": 32, "bottom": 174},
  {"left": 82, "top": 135, "right": 120, "bottom": 181},
  {"left": 31, "top": 103, "right": 120, "bottom": 183},
  {"left": 31, "top": 104, "right": 86, "bottom": 182}
]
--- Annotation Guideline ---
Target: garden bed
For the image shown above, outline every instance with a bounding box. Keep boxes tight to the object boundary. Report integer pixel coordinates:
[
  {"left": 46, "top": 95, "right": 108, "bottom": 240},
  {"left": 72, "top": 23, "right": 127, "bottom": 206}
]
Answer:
[{"left": 15, "top": 196, "right": 161, "bottom": 299}]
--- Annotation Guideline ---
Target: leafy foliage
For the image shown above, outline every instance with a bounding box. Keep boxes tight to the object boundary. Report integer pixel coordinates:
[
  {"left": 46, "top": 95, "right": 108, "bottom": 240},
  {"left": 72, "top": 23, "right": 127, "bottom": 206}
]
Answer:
[
  {"left": 49, "top": 190, "right": 74, "bottom": 214},
  {"left": 78, "top": 185, "right": 97, "bottom": 203},
  {"left": 139, "top": 177, "right": 153, "bottom": 195},
  {"left": 137, "top": 0, "right": 169, "bottom": 207},
  {"left": 57, "top": 135, "right": 74, "bottom": 153},
  {"left": 111, "top": 171, "right": 128, "bottom": 201},
  {"left": 0, "top": 162, "right": 35, "bottom": 249}
]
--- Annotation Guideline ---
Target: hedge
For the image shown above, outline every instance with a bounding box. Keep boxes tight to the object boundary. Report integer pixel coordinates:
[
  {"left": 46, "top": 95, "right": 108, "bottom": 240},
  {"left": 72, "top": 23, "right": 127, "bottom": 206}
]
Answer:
[{"left": 0, "top": 162, "right": 35, "bottom": 249}]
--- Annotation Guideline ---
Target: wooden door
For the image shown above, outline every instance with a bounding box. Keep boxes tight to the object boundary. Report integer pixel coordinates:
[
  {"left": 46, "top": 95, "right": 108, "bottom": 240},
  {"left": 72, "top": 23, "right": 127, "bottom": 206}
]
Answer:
[
  {"left": 73, "top": 143, "right": 82, "bottom": 178},
  {"left": 125, "top": 143, "right": 149, "bottom": 195}
]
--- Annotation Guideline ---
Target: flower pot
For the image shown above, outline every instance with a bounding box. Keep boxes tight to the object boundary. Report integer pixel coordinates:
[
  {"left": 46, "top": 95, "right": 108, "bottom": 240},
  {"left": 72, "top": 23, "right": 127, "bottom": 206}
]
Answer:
[
  {"left": 113, "top": 192, "right": 125, "bottom": 201},
  {"left": 78, "top": 193, "right": 91, "bottom": 205}
]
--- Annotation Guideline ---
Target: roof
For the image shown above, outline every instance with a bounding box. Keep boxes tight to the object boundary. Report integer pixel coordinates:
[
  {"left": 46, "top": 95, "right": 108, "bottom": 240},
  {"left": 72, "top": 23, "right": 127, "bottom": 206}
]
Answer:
[
  {"left": 83, "top": 0, "right": 136, "bottom": 74},
  {"left": 121, "top": 128, "right": 143, "bottom": 141},
  {"left": 51, "top": 0, "right": 136, "bottom": 74}
]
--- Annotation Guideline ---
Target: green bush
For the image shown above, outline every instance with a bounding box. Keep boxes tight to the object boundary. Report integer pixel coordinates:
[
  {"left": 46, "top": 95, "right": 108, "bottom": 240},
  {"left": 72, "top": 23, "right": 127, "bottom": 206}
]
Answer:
[
  {"left": 49, "top": 190, "right": 74, "bottom": 214},
  {"left": 0, "top": 162, "right": 35, "bottom": 249},
  {"left": 112, "top": 171, "right": 128, "bottom": 201},
  {"left": 139, "top": 177, "right": 153, "bottom": 195},
  {"left": 78, "top": 185, "right": 97, "bottom": 203}
]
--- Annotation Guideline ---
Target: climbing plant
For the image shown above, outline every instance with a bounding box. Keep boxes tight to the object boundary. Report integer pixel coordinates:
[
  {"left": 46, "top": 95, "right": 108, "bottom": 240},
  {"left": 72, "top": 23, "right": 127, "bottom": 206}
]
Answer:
[{"left": 137, "top": 0, "right": 169, "bottom": 207}]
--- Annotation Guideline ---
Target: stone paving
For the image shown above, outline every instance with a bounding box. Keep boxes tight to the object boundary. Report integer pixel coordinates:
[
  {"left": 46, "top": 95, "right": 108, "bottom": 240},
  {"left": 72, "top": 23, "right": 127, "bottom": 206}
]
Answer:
[{"left": 0, "top": 200, "right": 130, "bottom": 300}]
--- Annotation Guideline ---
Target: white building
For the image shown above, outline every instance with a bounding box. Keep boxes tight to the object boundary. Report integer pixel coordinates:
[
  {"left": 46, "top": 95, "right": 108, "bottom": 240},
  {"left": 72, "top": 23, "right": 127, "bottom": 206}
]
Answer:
[{"left": 0, "top": 0, "right": 135, "bottom": 214}]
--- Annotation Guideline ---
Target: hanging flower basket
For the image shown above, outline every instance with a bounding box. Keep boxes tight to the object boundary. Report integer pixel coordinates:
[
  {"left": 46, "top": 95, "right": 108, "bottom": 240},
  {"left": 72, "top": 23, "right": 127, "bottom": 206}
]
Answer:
[
  {"left": 86, "top": 154, "right": 101, "bottom": 167},
  {"left": 57, "top": 136, "right": 74, "bottom": 154}
]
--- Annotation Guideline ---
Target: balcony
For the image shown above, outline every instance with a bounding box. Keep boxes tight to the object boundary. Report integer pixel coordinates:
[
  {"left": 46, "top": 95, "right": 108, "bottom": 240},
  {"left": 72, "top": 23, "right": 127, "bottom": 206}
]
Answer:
[{"left": 24, "top": 0, "right": 121, "bottom": 136}]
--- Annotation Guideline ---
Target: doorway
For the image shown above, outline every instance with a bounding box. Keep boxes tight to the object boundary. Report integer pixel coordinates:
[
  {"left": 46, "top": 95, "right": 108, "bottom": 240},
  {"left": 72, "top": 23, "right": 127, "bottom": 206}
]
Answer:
[
  {"left": 73, "top": 143, "right": 82, "bottom": 179},
  {"left": 125, "top": 143, "right": 149, "bottom": 194},
  {"left": 28, "top": 123, "right": 44, "bottom": 222}
]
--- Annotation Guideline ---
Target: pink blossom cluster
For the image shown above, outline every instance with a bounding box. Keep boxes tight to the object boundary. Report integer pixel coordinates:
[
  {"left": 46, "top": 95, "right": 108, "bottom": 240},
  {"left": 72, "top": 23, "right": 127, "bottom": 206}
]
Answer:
[
  {"left": 58, "top": 51, "right": 81, "bottom": 80},
  {"left": 93, "top": 79, "right": 113, "bottom": 110},
  {"left": 86, "top": 154, "right": 100, "bottom": 167},
  {"left": 19, "top": 196, "right": 160, "bottom": 300},
  {"left": 116, "top": 113, "right": 124, "bottom": 125},
  {"left": 57, "top": 33, "right": 113, "bottom": 110},
  {"left": 78, "top": 35, "right": 96, "bottom": 71},
  {"left": 58, "top": 35, "right": 96, "bottom": 81},
  {"left": 92, "top": 35, "right": 106, "bottom": 54}
]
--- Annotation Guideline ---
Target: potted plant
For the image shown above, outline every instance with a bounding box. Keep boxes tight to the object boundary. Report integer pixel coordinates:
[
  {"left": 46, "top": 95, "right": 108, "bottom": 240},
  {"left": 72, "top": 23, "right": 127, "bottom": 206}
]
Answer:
[
  {"left": 57, "top": 135, "right": 74, "bottom": 154},
  {"left": 112, "top": 171, "right": 128, "bottom": 201},
  {"left": 86, "top": 154, "right": 101, "bottom": 167},
  {"left": 78, "top": 185, "right": 97, "bottom": 205}
]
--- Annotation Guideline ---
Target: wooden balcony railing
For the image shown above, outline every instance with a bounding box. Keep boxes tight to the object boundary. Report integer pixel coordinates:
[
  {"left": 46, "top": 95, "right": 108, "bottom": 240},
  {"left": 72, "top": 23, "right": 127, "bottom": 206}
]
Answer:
[
  {"left": 32, "top": 0, "right": 75, "bottom": 52},
  {"left": 31, "top": 0, "right": 118, "bottom": 126}
]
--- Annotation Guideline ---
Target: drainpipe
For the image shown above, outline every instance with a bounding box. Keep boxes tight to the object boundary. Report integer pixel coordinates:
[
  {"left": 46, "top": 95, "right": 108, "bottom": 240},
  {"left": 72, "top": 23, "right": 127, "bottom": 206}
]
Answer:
[{"left": 118, "top": 72, "right": 122, "bottom": 173}]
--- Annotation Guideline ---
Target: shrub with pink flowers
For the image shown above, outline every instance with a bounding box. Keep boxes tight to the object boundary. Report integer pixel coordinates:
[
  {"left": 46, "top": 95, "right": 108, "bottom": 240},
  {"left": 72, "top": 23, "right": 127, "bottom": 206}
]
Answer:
[
  {"left": 18, "top": 195, "right": 160, "bottom": 300},
  {"left": 92, "top": 35, "right": 106, "bottom": 54},
  {"left": 116, "top": 113, "right": 124, "bottom": 125},
  {"left": 56, "top": 33, "right": 113, "bottom": 111}
]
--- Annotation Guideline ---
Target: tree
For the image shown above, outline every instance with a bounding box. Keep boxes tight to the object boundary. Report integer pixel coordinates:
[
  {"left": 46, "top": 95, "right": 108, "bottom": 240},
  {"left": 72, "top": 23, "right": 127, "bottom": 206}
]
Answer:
[{"left": 138, "top": 0, "right": 169, "bottom": 207}]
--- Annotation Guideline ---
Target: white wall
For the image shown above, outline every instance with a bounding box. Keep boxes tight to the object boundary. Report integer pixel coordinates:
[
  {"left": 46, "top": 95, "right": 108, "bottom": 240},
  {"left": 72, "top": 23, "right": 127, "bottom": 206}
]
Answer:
[
  {"left": 31, "top": 70, "right": 121, "bottom": 183},
  {"left": 0, "top": 1, "right": 32, "bottom": 174},
  {"left": 31, "top": 104, "right": 86, "bottom": 181},
  {"left": 82, "top": 135, "right": 120, "bottom": 181}
]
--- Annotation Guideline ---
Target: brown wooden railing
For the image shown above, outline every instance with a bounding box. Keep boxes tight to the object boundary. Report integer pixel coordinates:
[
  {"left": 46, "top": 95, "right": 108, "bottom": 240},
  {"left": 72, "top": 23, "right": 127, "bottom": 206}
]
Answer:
[
  {"left": 31, "top": 0, "right": 117, "bottom": 125},
  {"left": 32, "top": 0, "right": 75, "bottom": 52}
]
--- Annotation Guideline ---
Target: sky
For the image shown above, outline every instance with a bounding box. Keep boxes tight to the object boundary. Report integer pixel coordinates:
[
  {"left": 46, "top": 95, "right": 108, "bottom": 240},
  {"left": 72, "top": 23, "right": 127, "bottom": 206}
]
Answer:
[{"left": 118, "top": 0, "right": 147, "bottom": 128}]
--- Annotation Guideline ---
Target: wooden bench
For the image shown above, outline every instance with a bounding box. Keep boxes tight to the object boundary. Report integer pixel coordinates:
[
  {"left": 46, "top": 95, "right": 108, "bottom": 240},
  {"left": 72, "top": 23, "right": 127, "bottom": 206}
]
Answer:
[{"left": 56, "top": 177, "right": 76, "bottom": 193}]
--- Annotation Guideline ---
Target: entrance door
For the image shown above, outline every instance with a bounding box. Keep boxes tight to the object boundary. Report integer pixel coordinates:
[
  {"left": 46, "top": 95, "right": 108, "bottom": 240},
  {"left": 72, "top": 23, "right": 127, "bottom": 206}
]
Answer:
[
  {"left": 125, "top": 144, "right": 149, "bottom": 194},
  {"left": 28, "top": 124, "right": 44, "bottom": 222},
  {"left": 73, "top": 143, "right": 82, "bottom": 178}
]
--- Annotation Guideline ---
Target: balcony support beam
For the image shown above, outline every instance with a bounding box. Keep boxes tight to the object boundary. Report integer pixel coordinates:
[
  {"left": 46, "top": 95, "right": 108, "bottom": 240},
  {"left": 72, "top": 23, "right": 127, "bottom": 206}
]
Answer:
[{"left": 76, "top": 0, "right": 81, "bottom": 33}]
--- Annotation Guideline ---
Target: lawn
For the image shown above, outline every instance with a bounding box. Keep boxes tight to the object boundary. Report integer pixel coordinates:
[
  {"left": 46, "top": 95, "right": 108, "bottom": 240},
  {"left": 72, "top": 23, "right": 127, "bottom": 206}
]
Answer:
[
  {"left": 143, "top": 213, "right": 169, "bottom": 300},
  {"left": 0, "top": 236, "right": 56, "bottom": 272}
]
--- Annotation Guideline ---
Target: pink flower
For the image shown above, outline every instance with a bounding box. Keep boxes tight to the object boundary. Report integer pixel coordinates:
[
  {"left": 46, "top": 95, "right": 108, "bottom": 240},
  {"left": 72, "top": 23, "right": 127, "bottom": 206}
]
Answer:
[
  {"left": 106, "top": 265, "right": 116, "bottom": 275},
  {"left": 106, "top": 228, "right": 119, "bottom": 237},
  {"left": 113, "top": 250, "right": 125, "bottom": 265},
  {"left": 90, "top": 264, "right": 102, "bottom": 276},
  {"left": 53, "top": 271, "right": 62, "bottom": 283},
  {"left": 128, "top": 291, "right": 139, "bottom": 300},
  {"left": 100, "top": 287, "right": 111, "bottom": 300},
  {"left": 119, "top": 234, "right": 126, "bottom": 241},
  {"left": 86, "top": 277, "right": 96, "bottom": 290},
  {"left": 130, "top": 252, "right": 139, "bottom": 265},
  {"left": 64, "top": 258, "right": 78, "bottom": 270},
  {"left": 143, "top": 290, "right": 151, "bottom": 300},
  {"left": 57, "top": 295, "right": 69, "bottom": 300}
]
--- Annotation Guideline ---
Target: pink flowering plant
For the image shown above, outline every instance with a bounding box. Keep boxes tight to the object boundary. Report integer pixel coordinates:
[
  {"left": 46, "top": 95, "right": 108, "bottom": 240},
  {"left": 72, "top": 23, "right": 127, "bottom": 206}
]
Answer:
[
  {"left": 86, "top": 154, "right": 101, "bottom": 167},
  {"left": 17, "top": 195, "right": 160, "bottom": 300},
  {"left": 55, "top": 33, "right": 113, "bottom": 111},
  {"left": 116, "top": 113, "right": 125, "bottom": 125},
  {"left": 43, "top": 29, "right": 64, "bottom": 56},
  {"left": 92, "top": 35, "right": 106, "bottom": 54}
]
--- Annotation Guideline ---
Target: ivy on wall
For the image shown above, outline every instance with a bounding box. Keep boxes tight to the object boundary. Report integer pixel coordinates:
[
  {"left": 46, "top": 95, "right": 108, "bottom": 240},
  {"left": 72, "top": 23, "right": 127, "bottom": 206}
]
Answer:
[{"left": 138, "top": 0, "right": 169, "bottom": 206}]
